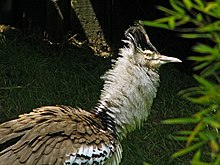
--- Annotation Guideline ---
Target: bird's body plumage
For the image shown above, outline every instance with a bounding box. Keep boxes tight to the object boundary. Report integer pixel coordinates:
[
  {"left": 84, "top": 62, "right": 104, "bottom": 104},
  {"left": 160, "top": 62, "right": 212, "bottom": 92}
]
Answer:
[
  {"left": 0, "top": 25, "right": 181, "bottom": 164},
  {"left": 0, "top": 106, "right": 122, "bottom": 165}
]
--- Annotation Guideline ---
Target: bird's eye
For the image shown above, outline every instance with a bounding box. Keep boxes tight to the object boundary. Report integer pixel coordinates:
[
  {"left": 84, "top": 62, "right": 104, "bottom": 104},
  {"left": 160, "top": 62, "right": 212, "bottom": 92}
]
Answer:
[
  {"left": 143, "top": 50, "right": 153, "bottom": 58},
  {"left": 145, "top": 53, "right": 151, "bottom": 57}
]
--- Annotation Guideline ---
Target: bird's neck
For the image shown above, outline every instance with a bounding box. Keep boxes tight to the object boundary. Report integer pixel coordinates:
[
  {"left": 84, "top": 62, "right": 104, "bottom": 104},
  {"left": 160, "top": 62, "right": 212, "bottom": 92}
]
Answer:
[{"left": 93, "top": 49, "right": 160, "bottom": 139}]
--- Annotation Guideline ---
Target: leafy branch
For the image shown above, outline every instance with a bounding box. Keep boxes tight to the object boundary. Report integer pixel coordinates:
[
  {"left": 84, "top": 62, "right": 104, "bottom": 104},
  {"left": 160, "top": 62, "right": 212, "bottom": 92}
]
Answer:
[{"left": 141, "top": 0, "right": 220, "bottom": 163}]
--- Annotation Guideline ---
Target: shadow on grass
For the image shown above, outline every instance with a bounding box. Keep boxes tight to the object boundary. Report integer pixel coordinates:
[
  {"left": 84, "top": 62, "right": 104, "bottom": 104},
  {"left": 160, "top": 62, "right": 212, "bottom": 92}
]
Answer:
[{"left": 0, "top": 39, "right": 110, "bottom": 121}]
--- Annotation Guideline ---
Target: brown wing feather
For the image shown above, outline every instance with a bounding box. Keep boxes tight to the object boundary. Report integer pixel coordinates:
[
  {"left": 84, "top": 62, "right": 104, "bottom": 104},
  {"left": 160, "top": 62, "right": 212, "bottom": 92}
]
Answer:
[{"left": 0, "top": 106, "right": 117, "bottom": 164}]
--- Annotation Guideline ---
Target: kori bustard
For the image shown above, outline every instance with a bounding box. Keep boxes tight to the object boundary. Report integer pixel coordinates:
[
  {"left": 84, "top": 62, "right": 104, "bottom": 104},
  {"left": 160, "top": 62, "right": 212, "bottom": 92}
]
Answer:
[{"left": 0, "top": 25, "right": 181, "bottom": 165}]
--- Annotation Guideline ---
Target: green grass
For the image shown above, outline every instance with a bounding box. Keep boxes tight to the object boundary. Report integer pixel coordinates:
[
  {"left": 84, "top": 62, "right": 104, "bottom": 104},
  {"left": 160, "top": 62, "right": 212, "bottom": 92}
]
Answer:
[{"left": 0, "top": 38, "right": 197, "bottom": 164}]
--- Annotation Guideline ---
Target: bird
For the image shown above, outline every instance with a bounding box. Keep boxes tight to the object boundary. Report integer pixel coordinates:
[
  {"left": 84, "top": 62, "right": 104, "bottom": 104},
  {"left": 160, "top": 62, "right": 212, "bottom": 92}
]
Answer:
[{"left": 0, "top": 24, "right": 181, "bottom": 165}]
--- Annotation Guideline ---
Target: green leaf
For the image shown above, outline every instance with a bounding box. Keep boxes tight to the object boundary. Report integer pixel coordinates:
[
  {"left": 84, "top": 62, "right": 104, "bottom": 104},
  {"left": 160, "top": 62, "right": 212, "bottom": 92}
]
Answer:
[
  {"left": 193, "top": 4, "right": 220, "bottom": 18},
  {"left": 173, "top": 135, "right": 200, "bottom": 142},
  {"left": 198, "top": 132, "right": 209, "bottom": 141},
  {"left": 210, "top": 139, "right": 219, "bottom": 153},
  {"left": 172, "top": 142, "right": 205, "bottom": 158},
  {"left": 188, "top": 96, "right": 211, "bottom": 104},
  {"left": 201, "top": 62, "right": 220, "bottom": 77},
  {"left": 193, "top": 75, "right": 213, "bottom": 88},
  {"left": 214, "top": 154, "right": 220, "bottom": 165},
  {"left": 203, "top": 117, "right": 220, "bottom": 129},
  {"left": 155, "top": 17, "right": 174, "bottom": 23},
  {"left": 192, "top": 150, "right": 201, "bottom": 162},
  {"left": 143, "top": 162, "right": 151, "bottom": 165},
  {"left": 162, "top": 117, "right": 200, "bottom": 124},
  {"left": 194, "top": 105, "right": 219, "bottom": 118},
  {"left": 178, "top": 86, "right": 202, "bottom": 99},
  {"left": 193, "top": 61, "right": 211, "bottom": 71},
  {"left": 168, "top": 16, "right": 176, "bottom": 29},
  {"left": 197, "top": 21, "right": 220, "bottom": 32},
  {"left": 176, "top": 16, "right": 190, "bottom": 26},
  {"left": 177, "top": 130, "right": 193, "bottom": 135},
  {"left": 196, "top": 13, "right": 203, "bottom": 22},
  {"left": 188, "top": 55, "right": 213, "bottom": 62},
  {"left": 211, "top": 5, "right": 220, "bottom": 18},
  {"left": 169, "top": 0, "right": 185, "bottom": 14},
  {"left": 194, "top": 0, "right": 205, "bottom": 8},
  {"left": 157, "top": 6, "right": 177, "bottom": 15},
  {"left": 172, "top": 136, "right": 190, "bottom": 141},
  {"left": 204, "top": 2, "right": 218, "bottom": 12},
  {"left": 181, "top": 33, "right": 212, "bottom": 39},
  {"left": 187, "top": 121, "right": 205, "bottom": 146},
  {"left": 183, "top": 0, "right": 193, "bottom": 10},
  {"left": 192, "top": 44, "right": 213, "bottom": 53},
  {"left": 199, "top": 130, "right": 219, "bottom": 141},
  {"left": 141, "top": 21, "right": 169, "bottom": 29}
]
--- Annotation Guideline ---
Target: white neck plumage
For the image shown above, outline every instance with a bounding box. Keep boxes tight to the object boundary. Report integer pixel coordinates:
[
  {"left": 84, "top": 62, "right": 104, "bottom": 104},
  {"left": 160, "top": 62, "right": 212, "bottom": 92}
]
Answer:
[{"left": 93, "top": 41, "right": 160, "bottom": 139}]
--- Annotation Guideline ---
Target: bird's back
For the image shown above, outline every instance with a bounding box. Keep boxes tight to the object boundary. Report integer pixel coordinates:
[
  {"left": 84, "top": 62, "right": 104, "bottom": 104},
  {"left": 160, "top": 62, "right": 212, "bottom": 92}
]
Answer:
[{"left": 0, "top": 106, "right": 121, "bottom": 165}]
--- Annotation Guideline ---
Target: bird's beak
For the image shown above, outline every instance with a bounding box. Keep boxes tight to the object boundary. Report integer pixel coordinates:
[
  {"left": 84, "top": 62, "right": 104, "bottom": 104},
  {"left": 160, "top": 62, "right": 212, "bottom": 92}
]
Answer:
[{"left": 159, "top": 55, "right": 182, "bottom": 63}]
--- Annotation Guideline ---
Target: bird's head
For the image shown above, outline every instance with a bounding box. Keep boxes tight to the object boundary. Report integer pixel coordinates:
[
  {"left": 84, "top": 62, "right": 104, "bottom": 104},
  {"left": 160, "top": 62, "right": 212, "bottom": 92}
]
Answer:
[{"left": 123, "top": 25, "right": 182, "bottom": 70}]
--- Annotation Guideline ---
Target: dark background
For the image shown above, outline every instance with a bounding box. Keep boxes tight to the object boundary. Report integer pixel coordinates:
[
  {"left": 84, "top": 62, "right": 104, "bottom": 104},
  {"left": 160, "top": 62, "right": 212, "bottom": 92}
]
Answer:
[{"left": 0, "top": 0, "right": 195, "bottom": 72}]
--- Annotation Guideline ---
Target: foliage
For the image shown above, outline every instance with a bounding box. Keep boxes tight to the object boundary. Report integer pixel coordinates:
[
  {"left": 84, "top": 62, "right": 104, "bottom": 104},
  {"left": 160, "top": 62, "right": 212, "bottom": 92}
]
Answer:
[{"left": 142, "top": 0, "right": 220, "bottom": 164}]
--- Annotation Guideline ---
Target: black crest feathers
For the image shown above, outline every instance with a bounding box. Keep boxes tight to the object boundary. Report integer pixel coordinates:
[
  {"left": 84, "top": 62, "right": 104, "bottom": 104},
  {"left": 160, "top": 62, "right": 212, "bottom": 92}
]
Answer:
[{"left": 125, "top": 24, "right": 159, "bottom": 53}]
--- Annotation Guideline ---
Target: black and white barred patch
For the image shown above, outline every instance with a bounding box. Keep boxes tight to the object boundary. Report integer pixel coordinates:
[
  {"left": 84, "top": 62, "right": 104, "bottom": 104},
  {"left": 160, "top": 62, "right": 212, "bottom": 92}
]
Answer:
[{"left": 64, "top": 143, "right": 114, "bottom": 165}]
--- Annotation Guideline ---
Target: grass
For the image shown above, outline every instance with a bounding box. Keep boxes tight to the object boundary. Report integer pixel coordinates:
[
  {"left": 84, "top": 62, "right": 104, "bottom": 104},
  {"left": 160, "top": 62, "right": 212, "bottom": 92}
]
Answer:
[{"left": 0, "top": 37, "right": 198, "bottom": 164}]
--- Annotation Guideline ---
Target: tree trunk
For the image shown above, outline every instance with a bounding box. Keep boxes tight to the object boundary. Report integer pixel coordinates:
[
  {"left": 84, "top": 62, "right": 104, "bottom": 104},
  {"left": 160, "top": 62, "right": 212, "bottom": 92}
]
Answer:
[{"left": 71, "top": 0, "right": 111, "bottom": 56}]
